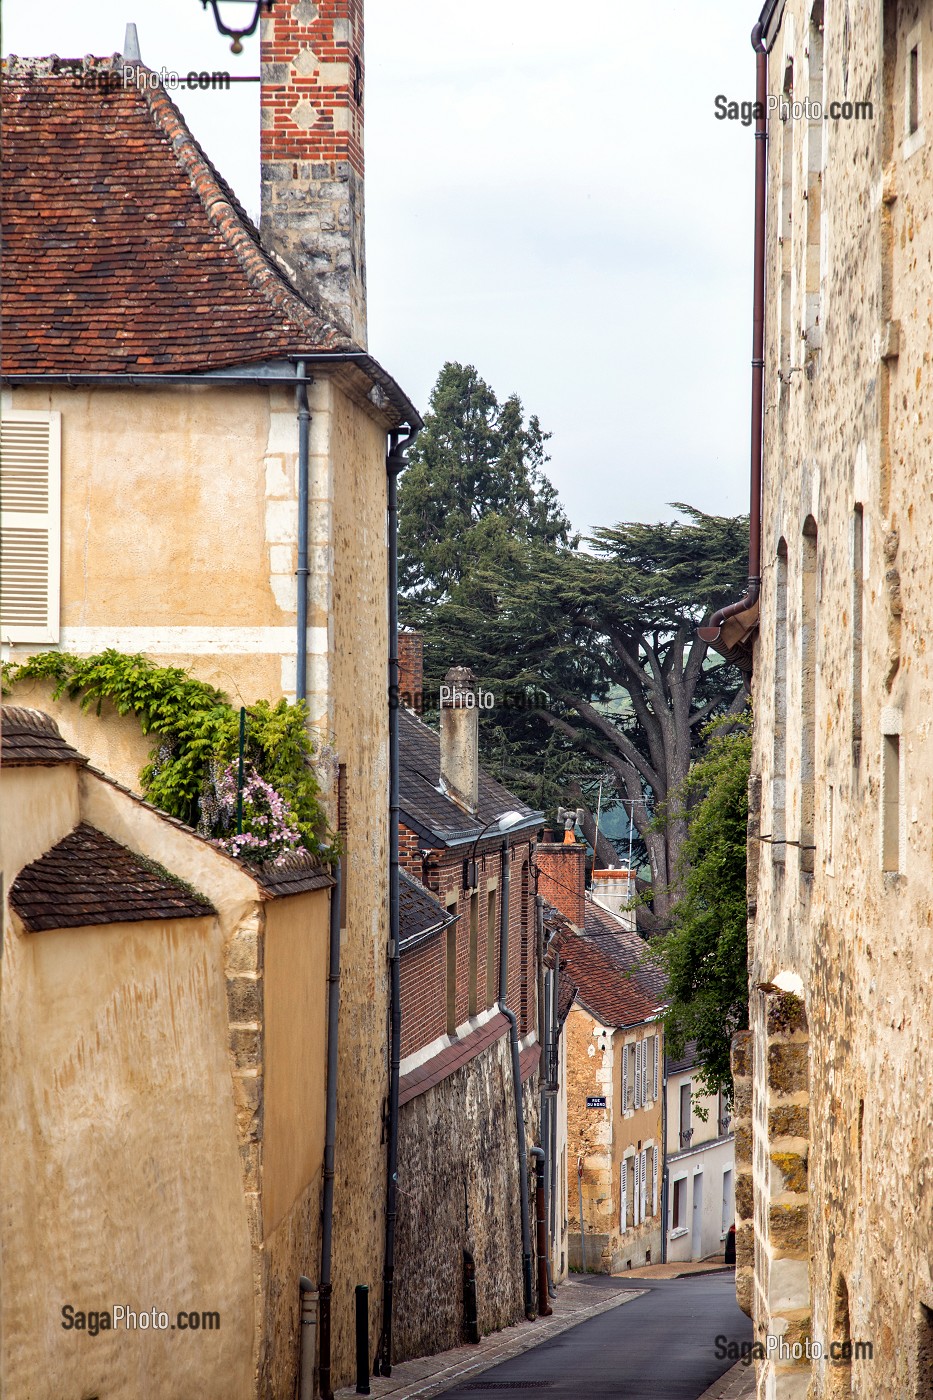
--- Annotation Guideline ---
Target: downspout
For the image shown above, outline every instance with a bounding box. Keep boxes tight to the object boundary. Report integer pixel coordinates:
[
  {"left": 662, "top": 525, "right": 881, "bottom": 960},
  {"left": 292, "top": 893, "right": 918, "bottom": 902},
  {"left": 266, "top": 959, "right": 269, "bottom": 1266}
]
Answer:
[
  {"left": 660, "top": 1052, "right": 669, "bottom": 1265},
  {"left": 317, "top": 856, "right": 343, "bottom": 1400},
  {"left": 697, "top": 24, "right": 768, "bottom": 648},
  {"left": 499, "top": 840, "right": 536, "bottom": 1321},
  {"left": 374, "top": 424, "right": 418, "bottom": 1378},
  {"left": 295, "top": 360, "right": 311, "bottom": 703}
]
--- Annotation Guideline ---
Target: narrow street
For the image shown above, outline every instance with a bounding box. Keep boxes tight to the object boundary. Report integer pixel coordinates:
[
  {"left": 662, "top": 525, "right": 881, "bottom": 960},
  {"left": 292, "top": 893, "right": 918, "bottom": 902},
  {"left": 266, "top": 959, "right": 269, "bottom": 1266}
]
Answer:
[{"left": 440, "top": 1275, "right": 752, "bottom": 1400}]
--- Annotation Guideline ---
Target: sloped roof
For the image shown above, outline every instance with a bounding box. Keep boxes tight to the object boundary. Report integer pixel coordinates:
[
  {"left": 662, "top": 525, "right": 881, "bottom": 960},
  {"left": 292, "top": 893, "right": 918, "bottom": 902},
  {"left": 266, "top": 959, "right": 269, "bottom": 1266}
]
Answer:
[
  {"left": 0, "top": 55, "right": 352, "bottom": 375},
  {"left": 9, "top": 822, "right": 216, "bottom": 931},
  {"left": 253, "top": 850, "right": 334, "bottom": 898},
  {"left": 1, "top": 707, "right": 87, "bottom": 767},
  {"left": 544, "top": 894, "right": 666, "bottom": 1029},
  {"left": 399, "top": 869, "right": 456, "bottom": 950},
  {"left": 398, "top": 708, "right": 540, "bottom": 847},
  {"left": 666, "top": 1039, "right": 699, "bottom": 1076},
  {"left": 584, "top": 896, "right": 667, "bottom": 1003}
]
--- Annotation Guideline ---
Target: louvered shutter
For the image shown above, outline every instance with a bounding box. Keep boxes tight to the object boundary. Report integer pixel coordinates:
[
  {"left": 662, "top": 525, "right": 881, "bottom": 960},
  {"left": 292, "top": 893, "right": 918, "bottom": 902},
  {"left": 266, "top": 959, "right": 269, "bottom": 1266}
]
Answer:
[
  {"left": 0, "top": 413, "right": 61, "bottom": 643},
  {"left": 653, "top": 1033, "right": 660, "bottom": 1101},
  {"left": 620, "top": 1161, "right": 627, "bottom": 1233},
  {"left": 640, "top": 1147, "right": 648, "bottom": 1222},
  {"left": 641, "top": 1039, "right": 649, "bottom": 1104},
  {"left": 634, "top": 1041, "right": 642, "bottom": 1109},
  {"left": 621, "top": 1044, "right": 629, "bottom": 1114},
  {"left": 633, "top": 1151, "right": 641, "bottom": 1225},
  {"left": 652, "top": 1146, "right": 658, "bottom": 1215}
]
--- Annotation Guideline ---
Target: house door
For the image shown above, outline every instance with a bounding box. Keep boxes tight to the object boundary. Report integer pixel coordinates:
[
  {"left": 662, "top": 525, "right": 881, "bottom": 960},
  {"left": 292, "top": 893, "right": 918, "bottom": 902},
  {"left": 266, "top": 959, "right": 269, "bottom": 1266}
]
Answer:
[{"left": 691, "top": 1172, "right": 704, "bottom": 1261}]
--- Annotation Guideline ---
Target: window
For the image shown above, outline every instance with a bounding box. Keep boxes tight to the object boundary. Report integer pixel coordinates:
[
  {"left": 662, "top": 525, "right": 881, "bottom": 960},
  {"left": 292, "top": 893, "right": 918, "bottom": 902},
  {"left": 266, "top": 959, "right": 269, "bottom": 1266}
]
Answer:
[
  {"left": 486, "top": 885, "right": 498, "bottom": 1007},
  {"left": 672, "top": 1176, "right": 687, "bottom": 1231},
  {"left": 882, "top": 730, "right": 902, "bottom": 873},
  {"left": 800, "top": 518, "right": 818, "bottom": 873},
  {"left": 909, "top": 41, "right": 921, "bottom": 135},
  {"left": 652, "top": 1145, "right": 658, "bottom": 1215},
  {"left": 680, "top": 1083, "right": 692, "bottom": 1149},
  {"left": 773, "top": 540, "right": 789, "bottom": 859},
  {"left": 652, "top": 1034, "right": 659, "bottom": 1101},
  {"left": 0, "top": 411, "right": 62, "bottom": 644},
  {"left": 904, "top": 23, "right": 925, "bottom": 157},
  {"left": 852, "top": 506, "right": 864, "bottom": 766},
  {"left": 641, "top": 1039, "right": 649, "bottom": 1104},
  {"left": 639, "top": 1146, "right": 648, "bottom": 1223},
  {"left": 779, "top": 60, "right": 795, "bottom": 381},
  {"left": 634, "top": 1040, "right": 643, "bottom": 1110},
  {"left": 468, "top": 890, "right": 479, "bottom": 1016},
  {"left": 622, "top": 1042, "right": 634, "bottom": 1112},
  {"left": 805, "top": 4, "right": 825, "bottom": 347},
  {"left": 721, "top": 1167, "right": 734, "bottom": 1234},
  {"left": 446, "top": 894, "right": 458, "bottom": 1036},
  {"left": 633, "top": 1150, "right": 642, "bottom": 1226},
  {"left": 620, "top": 1159, "right": 628, "bottom": 1233}
]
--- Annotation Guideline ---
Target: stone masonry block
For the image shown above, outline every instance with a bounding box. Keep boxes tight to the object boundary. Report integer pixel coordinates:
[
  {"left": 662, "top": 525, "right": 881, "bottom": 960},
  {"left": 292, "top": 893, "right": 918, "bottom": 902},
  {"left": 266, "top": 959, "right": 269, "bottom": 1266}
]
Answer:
[
  {"left": 768, "top": 1203, "right": 810, "bottom": 1255},
  {"left": 735, "top": 1171, "right": 755, "bottom": 1222},
  {"left": 734, "top": 1121, "right": 753, "bottom": 1166},
  {"left": 770, "top": 1151, "right": 808, "bottom": 1195},
  {"left": 732, "top": 1029, "right": 753, "bottom": 1078},
  {"left": 227, "top": 974, "right": 263, "bottom": 1025},
  {"left": 766, "top": 991, "right": 809, "bottom": 1037},
  {"left": 769, "top": 1103, "right": 810, "bottom": 1139},
  {"left": 735, "top": 1266, "right": 754, "bottom": 1318},
  {"left": 768, "top": 1043, "right": 809, "bottom": 1095}
]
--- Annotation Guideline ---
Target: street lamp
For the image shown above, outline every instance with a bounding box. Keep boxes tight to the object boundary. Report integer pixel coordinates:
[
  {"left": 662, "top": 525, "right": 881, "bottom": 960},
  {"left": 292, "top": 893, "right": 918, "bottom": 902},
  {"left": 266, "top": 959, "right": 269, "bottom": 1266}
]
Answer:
[
  {"left": 465, "top": 810, "right": 525, "bottom": 889},
  {"left": 200, "top": 0, "right": 274, "bottom": 53}
]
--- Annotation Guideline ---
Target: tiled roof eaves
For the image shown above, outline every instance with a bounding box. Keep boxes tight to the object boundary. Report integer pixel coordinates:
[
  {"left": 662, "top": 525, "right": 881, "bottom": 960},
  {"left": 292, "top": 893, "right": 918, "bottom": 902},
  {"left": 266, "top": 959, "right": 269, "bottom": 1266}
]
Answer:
[{"left": 139, "top": 79, "right": 351, "bottom": 354}]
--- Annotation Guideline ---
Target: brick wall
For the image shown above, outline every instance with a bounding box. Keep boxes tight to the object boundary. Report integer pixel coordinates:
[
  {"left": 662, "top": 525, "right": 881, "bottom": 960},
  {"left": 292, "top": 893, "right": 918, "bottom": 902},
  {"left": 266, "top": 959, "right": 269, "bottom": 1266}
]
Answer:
[
  {"left": 535, "top": 840, "right": 585, "bottom": 928},
  {"left": 259, "top": 0, "right": 366, "bottom": 342},
  {"left": 398, "top": 632, "right": 423, "bottom": 711},
  {"left": 399, "top": 835, "right": 537, "bottom": 1057}
]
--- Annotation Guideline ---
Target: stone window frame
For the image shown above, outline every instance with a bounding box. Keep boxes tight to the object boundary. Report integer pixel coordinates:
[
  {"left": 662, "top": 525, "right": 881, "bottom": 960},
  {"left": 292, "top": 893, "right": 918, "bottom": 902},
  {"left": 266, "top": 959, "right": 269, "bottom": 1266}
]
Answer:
[
  {"left": 904, "top": 20, "right": 926, "bottom": 160},
  {"left": 670, "top": 1173, "right": 689, "bottom": 1236}
]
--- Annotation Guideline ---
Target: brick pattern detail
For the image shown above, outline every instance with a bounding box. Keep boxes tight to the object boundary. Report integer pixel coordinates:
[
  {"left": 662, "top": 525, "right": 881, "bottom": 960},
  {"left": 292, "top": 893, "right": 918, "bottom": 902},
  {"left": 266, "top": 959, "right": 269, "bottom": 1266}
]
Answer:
[
  {"left": 397, "top": 631, "right": 424, "bottom": 711},
  {"left": 536, "top": 841, "right": 586, "bottom": 928},
  {"left": 260, "top": 0, "right": 366, "bottom": 343},
  {"left": 399, "top": 835, "right": 537, "bottom": 1058}
]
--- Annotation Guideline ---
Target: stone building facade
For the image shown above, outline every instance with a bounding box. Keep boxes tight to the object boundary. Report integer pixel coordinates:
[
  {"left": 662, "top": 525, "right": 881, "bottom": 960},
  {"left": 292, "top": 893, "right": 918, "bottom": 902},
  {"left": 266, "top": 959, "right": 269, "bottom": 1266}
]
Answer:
[
  {"left": 742, "top": 1, "right": 933, "bottom": 1394},
  {"left": 536, "top": 841, "right": 666, "bottom": 1274}
]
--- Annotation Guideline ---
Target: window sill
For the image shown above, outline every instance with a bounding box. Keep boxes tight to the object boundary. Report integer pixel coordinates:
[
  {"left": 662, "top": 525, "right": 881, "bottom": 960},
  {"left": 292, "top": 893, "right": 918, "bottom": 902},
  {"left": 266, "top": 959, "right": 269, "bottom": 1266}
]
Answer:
[{"left": 668, "top": 1227, "right": 689, "bottom": 1240}]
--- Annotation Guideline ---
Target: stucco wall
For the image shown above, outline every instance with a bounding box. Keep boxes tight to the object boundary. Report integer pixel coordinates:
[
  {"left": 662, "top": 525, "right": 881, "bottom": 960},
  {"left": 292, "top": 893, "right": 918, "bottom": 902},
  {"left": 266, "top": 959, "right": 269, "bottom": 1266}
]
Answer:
[
  {"left": 394, "top": 1034, "right": 524, "bottom": 1362},
  {"left": 750, "top": 5, "right": 933, "bottom": 1396},
  {"left": 1, "top": 894, "right": 255, "bottom": 1399}
]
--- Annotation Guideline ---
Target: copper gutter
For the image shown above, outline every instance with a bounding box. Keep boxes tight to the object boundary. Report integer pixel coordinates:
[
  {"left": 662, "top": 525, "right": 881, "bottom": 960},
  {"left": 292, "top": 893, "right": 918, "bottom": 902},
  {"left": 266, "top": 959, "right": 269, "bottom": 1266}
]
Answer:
[{"left": 697, "top": 23, "right": 768, "bottom": 665}]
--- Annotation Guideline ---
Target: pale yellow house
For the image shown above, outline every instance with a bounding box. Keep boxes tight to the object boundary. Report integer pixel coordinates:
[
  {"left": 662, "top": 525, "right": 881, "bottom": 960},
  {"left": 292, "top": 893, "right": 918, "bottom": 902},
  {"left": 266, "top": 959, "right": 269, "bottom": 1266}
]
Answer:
[{"left": 1, "top": 14, "right": 418, "bottom": 1393}]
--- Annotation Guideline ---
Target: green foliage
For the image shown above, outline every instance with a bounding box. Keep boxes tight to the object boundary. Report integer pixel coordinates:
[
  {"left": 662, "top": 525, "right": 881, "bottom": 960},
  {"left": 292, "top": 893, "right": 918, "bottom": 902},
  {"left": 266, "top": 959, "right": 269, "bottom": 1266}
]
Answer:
[
  {"left": 4, "top": 650, "right": 332, "bottom": 860},
  {"left": 398, "top": 361, "right": 575, "bottom": 612},
  {"left": 655, "top": 716, "right": 752, "bottom": 1099}
]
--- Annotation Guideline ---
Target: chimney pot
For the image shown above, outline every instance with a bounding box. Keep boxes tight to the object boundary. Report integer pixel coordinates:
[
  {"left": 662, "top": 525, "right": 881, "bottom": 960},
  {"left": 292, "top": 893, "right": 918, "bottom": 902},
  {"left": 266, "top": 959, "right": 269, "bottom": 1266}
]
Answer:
[{"left": 439, "top": 666, "right": 479, "bottom": 815}]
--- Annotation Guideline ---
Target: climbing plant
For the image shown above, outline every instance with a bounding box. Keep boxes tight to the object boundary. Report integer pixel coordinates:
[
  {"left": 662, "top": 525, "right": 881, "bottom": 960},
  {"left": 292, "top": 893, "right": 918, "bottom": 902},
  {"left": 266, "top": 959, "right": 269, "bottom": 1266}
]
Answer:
[{"left": 3, "top": 650, "right": 333, "bottom": 863}]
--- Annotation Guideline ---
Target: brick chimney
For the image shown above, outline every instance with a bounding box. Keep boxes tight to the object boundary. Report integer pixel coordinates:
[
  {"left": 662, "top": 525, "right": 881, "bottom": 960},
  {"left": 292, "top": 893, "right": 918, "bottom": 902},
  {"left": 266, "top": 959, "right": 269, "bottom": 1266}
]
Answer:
[
  {"left": 439, "top": 666, "right": 478, "bottom": 815},
  {"left": 260, "top": 0, "right": 366, "bottom": 345},
  {"left": 536, "top": 840, "right": 585, "bottom": 929},
  {"left": 397, "top": 630, "right": 424, "bottom": 712}
]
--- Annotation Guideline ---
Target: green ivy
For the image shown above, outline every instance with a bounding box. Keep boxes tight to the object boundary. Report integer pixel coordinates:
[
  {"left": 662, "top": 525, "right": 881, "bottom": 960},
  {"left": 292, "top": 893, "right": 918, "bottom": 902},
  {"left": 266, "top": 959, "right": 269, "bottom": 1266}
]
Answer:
[{"left": 3, "top": 650, "right": 334, "bottom": 861}]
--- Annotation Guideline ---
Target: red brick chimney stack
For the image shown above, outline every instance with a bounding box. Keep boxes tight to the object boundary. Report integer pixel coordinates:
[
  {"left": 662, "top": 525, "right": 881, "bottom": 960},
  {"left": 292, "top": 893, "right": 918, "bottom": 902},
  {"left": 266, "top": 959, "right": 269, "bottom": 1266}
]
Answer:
[
  {"left": 397, "top": 631, "right": 424, "bottom": 711},
  {"left": 260, "top": 0, "right": 366, "bottom": 344},
  {"left": 535, "top": 840, "right": 586, "bottom": 929}
]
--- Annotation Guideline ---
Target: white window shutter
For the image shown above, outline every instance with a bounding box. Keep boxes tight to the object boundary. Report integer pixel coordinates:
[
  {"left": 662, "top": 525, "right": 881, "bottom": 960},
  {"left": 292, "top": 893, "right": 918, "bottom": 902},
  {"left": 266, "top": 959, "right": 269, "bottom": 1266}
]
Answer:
[
  {"left": 620, "top": 1161, "right": 627, "bottom": 1233},
  {"left": 653, "top": 1033, "right": 660, "bottom": 1101},
  {"left": 0, "top": 412, "right": 61, "bottom": 644},
  {"left": 640, "top": 1147, "right": 648, "bottom": 1221},
  {"left": 642, "top": 1039, "right": 649, "bottom": 1104},
  {"left": 633, "top": 1151, "right": 641, "bottom": 1225},
  {"left": 652, "top": 1146, "right": 658, "bottom": 1215},
  {"left": 622, "top": 1044, "right": 629, "bottom": 1113},
  {"left": 634, "top": 1041, "right": 642, "bottom": 1110}
]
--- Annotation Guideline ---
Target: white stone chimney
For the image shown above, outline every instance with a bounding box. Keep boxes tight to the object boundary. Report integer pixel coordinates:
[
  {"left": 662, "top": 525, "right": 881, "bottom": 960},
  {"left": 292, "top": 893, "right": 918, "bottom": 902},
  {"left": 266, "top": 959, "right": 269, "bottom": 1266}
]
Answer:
[
  {"left": 591, "top": 868, "right": 636, "bottom": 930},
  {"left": 259, "top": 0, "right": 366, "bottom": 345},
  {"left": 440, "top": 666, "right": 479, "bottom": 815}
]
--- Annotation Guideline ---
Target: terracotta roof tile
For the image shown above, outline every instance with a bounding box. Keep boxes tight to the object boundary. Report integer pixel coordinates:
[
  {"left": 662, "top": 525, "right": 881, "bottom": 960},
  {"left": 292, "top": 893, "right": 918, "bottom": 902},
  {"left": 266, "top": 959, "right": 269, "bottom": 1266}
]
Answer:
[
  {"left": 253, "top": 850, "right": 334, "bottom": 898},
  {"left": 0, "top": 55, "right": 353, "bottom": 374},
  {"left": 399, "top": 868, "right": 456, "bottom": 949},
  {"left": 10, "top": 822, "right": 215, "bottom": 931},
  {"left": 549, "top": 897, "right": 667, "bottom": 1029},
  {"left": 1, "top": 707, "right": 87, "bottom": 767}
]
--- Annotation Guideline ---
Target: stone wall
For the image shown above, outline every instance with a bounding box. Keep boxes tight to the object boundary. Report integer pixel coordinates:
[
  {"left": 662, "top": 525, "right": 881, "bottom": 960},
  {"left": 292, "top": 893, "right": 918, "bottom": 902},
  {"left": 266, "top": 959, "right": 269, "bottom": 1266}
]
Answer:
[
  {"left": 394, "top": 1035, "right": 525, "bottom": 1361},
  {"left": 750, "top": 4, "right": 933, "bottom": 1395}
]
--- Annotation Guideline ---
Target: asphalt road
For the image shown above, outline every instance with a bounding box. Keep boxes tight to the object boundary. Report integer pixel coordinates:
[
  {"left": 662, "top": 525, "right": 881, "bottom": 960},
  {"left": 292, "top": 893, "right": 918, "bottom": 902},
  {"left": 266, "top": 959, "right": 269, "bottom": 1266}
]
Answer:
[{"left": 441, "top": 1274, "right": 752, "bottom": 1400}]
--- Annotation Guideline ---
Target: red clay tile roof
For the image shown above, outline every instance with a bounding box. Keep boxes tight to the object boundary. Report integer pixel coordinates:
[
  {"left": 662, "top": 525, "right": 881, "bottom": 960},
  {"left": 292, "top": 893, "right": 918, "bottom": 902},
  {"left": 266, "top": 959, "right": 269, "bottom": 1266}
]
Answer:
[
  {"left": 1, "top": 707, "right": 87, "bottom": 767},
  {"left": 1, "top": 55, "right": 353, "bottom": 374},
  {"left": 548, "top": 896, "right": 666, "bottom": 1029},
  {"left": 253, "top": 850, "right": 334, "bottom": 898},
  {"left": 10, "top": 822, "right": 216, "bottom": 931},
  {"left": 399, "top": 868, "right": 456, "bottom": 950}
]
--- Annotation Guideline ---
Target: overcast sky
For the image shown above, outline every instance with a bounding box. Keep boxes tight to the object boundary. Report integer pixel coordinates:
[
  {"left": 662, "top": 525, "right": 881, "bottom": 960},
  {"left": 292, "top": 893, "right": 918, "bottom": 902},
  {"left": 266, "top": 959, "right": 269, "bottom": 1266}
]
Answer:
[{"left": 6, "top": 1, "right": 758, "bottom": 537}]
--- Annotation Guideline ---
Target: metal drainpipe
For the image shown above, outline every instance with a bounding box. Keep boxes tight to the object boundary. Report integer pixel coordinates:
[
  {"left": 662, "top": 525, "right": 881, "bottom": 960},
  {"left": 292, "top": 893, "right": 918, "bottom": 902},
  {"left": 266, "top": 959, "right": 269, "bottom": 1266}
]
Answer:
[
  {"left": 660, "top": 1057, "right": 669, "bottom": 1265},
  {"left": 373, "top": 425, "right": 418, "bottom": 1378},
  {"left": 499, "top": 840, "right": 536, "bottom": 1321},
  {"left": 697, "top": 24, "right": 768, "bottom": 646},
  {"left": 295, "top": 361, "right": 311, "bottom": 702},
  {"left": 317, "top": 856, "right": 343, "bottom": 1400}
]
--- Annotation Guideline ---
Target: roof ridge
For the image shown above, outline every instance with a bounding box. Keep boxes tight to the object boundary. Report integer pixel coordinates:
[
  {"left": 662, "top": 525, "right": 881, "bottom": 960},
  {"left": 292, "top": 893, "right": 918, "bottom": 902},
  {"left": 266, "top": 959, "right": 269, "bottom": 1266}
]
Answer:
[{"left": 137, "top": 72, "right": 355, "bottom": 352}]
